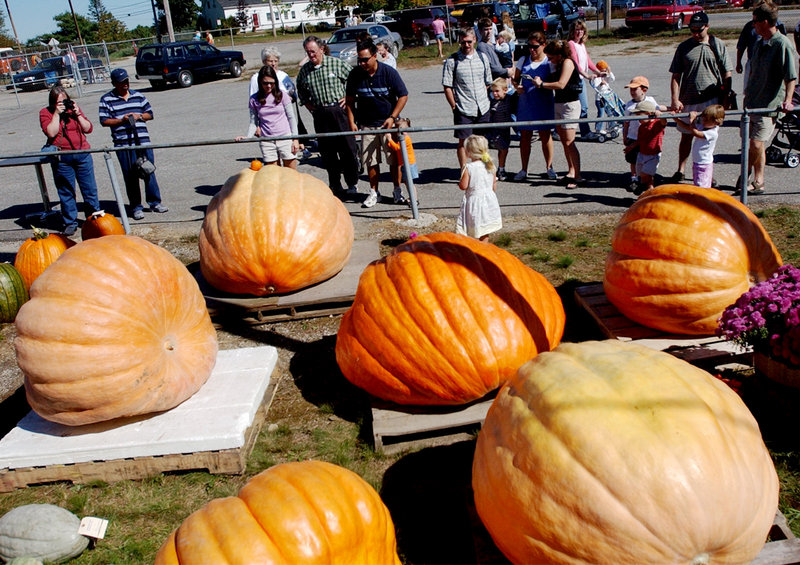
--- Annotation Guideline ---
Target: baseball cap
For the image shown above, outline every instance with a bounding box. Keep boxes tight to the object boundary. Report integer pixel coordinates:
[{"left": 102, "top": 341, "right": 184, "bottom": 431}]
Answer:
[
  {"left": 633, "top": 100, "right": 657, "bottom": 114},
  {"left": 625, "top": 76, "right": 650, "bottom": 89},
  {"left": 689, "top": 12, "right": 709, "bottom": 27},
  {"left": 110, "top": 68, "right": 129, "bottom": 83}
]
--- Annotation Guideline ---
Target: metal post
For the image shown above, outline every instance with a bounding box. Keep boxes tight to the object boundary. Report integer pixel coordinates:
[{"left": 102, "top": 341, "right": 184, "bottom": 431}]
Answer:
[
  {"left": 70, "top": 47, "right": 84, "bottom": 98},
  {"left": 740, "top": 112, "right": 750, "bottom": 206},
  {"left": 8, "top": 66, "right": 21, "bottom": 109},
  {"left": 103, "top": 151, "right": 132, "bottom": 234},
  {"left": 230, "top": 26, "right": 235, "bottom": 46},
  {"left": 398, "top": 131, "right": 419, "bottom": 220}
]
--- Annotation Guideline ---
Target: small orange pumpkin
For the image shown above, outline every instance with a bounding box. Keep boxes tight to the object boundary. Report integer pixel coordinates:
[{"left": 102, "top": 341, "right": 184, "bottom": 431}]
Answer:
[
  {"left": 249, "top": 159, "right": 263, "bottom": 171},
  {"left": 336, "top": 232, "right": 565, "bottom": 405},
  {"left": 80, "top": 210, "right": 125, "bottom": 240},
  {"left": 155, "top": 461, "right": 401, "bottom": 565},
  {"left": 14, "top": 227, "right": 75, "bottom": 291},
  {"left": 604, "top": 185, "right": 782, "bottom": 334}
]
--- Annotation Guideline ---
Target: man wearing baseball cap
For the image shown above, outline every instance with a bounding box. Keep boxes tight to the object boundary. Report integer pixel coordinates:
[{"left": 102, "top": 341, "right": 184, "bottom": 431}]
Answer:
[
  {"left": 668, "top": 11, "right": 732, "bottom": 184},
  {"left": 98, "top": 68, "right": 167, "bottom": 221}
]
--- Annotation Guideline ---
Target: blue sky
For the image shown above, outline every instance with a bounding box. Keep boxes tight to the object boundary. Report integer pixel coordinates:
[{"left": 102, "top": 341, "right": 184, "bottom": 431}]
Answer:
[{"left": 3, "top": 0, "right": 161, "bottom": 42}]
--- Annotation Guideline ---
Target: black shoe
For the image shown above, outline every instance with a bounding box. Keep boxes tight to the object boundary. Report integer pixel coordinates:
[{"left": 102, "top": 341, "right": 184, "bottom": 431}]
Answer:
[{"left": 670, "top": 171, "right": 685, "bottom": 183}]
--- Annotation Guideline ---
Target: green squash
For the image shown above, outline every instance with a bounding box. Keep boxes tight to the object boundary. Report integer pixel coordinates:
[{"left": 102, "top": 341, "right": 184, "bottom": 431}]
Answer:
[
  {"left": 0, "top": 263, "right": 28, "bottom": 323},
  {"left": 0, "top": 504, "right": 89, "bottom": 563}
]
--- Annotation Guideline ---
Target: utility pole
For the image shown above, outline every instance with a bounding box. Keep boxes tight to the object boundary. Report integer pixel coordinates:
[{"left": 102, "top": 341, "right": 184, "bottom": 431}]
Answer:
[
  {"left": 151, "top": 0, "right": 161, "bottom": 42},
  {"left": 268, "top": 0, "right": 276, "bottom": 37},
  {"left": 3, "top": 0, "right": 22, "bottom": 52},
  {"left": 163, "top": 0, "right": 175, "bottom": 42},
  {"left": 67, "top": 0, "right": 85, "bottom": 47}
]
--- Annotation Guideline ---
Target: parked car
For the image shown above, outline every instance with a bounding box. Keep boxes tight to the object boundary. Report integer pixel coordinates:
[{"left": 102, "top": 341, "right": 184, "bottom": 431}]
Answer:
[
  {"left": 455, "top": 2, "right": 520, "bottom": 29},
  {"left": 598, "top": 0, "right": 636, "bottom": 13},
  {"left": 326, "top": 24, "right": 403, "bottom": 66},
  {"left": 362, "top": 13, "right": 400, "bottom": 29},
  {"left": 573, "top": 0, "right": 599, "bottom": 17},
  {"left": 510, "top": 0, "right": 582, "bottom": 46},
  {"left": 697, "top": 0, "right": 728, "bottom": 8},
  {"left": 393, "top": 6, "right": 459, "bottom": 45},
  {"left": 5, "top": 55, "right": 104, "bottom": 91},
  {"left": 624, "top": 0, "right": 703, "bottom": 30},
  {"left": 135, "top": 41, "right": 245, "bottom": 89}
]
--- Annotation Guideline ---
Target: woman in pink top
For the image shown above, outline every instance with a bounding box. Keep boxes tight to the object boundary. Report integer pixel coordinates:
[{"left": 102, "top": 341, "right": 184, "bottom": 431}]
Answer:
[
  {"left": 567, "top": 19, "right": 604, "bottom": 139},
  {"left": 237, "top": 65, "right": 299, "bottom": 169},
  {"left": 431, "top": 14, "right": 446, "bottom": 58}
]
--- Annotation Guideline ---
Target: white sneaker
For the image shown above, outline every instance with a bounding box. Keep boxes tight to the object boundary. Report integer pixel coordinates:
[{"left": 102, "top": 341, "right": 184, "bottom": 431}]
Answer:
[
  {"left": 513, "top": 170, "right": 528, "bottom": 181},
  {"left": 546, "top": 167, "right": 557, "bottom": 180},
  {"left": 363, "top": 191, "right": 378, "bottom": 208}
]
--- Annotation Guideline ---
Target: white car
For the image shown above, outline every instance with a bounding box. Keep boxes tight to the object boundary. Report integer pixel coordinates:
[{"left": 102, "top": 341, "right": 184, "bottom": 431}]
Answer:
[{"left": 326, "top": 24, "right": 403, "bottom": 66}]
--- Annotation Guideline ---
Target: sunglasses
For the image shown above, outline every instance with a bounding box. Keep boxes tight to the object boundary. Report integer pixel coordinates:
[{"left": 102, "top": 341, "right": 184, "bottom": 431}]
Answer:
[
  {"left": 528, "top": 43, "right": 541, "bottom": 49},
  {"left": 689, "top": 25, "right": 704, "bottom": 32},
  {"left": 357, "top": 56, "right": 373, "bottom": 63},
  {"left": 460, "top": 40, "right": 474, "bottom": 45},
  {"left": 261, "top": 80, "right": 276, "bottom": 85}
]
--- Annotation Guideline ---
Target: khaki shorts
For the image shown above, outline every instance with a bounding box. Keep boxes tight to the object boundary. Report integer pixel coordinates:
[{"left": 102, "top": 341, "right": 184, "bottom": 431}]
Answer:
[
  {"left": 360, "top": 132, "right": 395, "bottom": 169},
  {"left": 555, "top": 100, "right": 581, "bottom": 130},
  {"left": 749, "top": 114, "right": 777, "bottom": 142},
  {"left": 259, "top": 138, "right": 295, "bottom": 162}
]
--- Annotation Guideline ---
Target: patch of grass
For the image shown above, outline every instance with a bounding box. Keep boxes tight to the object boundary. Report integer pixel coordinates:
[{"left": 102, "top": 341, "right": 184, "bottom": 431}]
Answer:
[
  {"left": 547, "top": 230, "right": 567, "bottom": 242},
  {"left": 493, "top": 232, "right": 512, "bottom": 247},
  {"left": 555, "top": 255, "right": 575, "bottom": 269},
  {"left": 575, "top": 237, "right": 592, "bottom": 248}
]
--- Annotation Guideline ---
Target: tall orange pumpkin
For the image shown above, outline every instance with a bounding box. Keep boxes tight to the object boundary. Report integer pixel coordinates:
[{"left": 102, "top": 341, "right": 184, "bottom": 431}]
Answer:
[
  {"left": 473, "top": 340, "right": 779, "bottom": 565},
  {"left": 199, "top": 166, "right": 354, "bottom": 295},
  {"left": 336, "top": 232, "right": 565, "bottom": 405},
  {"left": 80, "top": 210, "right": 125, "bottom": 240},
  {"left": 155, "top": 460, "right": 401, "bottom": 565},
  {"left": 604, "top": 185, "right": 782, "bottom": 335},
  {"left": 14, "top": 227, "right": 75, "bottom": 291},
  {"left": 15, "top": 235, "right": 218, "bottom": 426}
]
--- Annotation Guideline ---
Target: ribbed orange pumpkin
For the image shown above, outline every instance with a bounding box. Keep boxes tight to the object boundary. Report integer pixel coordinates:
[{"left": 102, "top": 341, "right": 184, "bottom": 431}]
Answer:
[
  {"left": 604, "top": 185, "right": 782, "bottom": 335},
  {"left": 155, "top": 460, "right": 401, "bottom": 565},
  {"left": 336, "top": 232, "right": 565, "bottom": 405},
  {"left": 199, "top": 166, "right": 354, "bottom": 295},
  {"left": 15, "top": 235, "right": 218, "bottom": 426},
  {"left": 14, "top": 227, "right": 75, "bottom": 291},
  {"left": 80, "top": 210, "right": 125, "bottom": 240},
  {"left": 473, "top": 340, "right": 779, "bottom": 565}
]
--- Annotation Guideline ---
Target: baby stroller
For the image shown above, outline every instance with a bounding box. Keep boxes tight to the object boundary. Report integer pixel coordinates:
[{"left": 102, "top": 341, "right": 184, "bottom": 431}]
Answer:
[
  {"left": 588, "top": 77, "right": 626, "bottom": 143},
  {"left": 765, "top": 84, "right": 800, "bottom": 169}
]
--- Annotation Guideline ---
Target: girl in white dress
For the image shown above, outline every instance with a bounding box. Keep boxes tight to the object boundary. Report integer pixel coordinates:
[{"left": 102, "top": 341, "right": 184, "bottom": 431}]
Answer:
[{"left": 456, "top": 135, "right": 502, "bottom": 241}]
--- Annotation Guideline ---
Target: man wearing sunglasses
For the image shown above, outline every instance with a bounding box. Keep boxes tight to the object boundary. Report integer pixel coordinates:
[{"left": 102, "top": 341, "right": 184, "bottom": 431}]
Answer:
[
  {"left": 668, "top": 11, "right": 732, "bottom": 184},
  {"left": 443, "top": 28, "right": 493, "bottom": 167},
  {"left": 345, "top": 39, "right": 409, "bottom": 208}
]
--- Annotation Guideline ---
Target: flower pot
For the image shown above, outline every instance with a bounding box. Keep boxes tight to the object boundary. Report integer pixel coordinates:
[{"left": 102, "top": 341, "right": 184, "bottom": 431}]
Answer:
[{"left": 754, "top": 352, "right": 800, "bottom": 389}]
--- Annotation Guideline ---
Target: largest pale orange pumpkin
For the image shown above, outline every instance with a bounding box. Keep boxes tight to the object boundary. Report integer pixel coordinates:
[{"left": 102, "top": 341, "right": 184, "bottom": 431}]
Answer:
[
  {"left": 604, "top": 185, "right": 782, "bottom": 335},
  {"left": 15, "top": 235, "right": 218, "bottom": 426},
  {"left": 199, "top": 166, "right": 354, "bottom": 295},
  {"left": 336, "top": 232, "right": 565, "bottom": 405},
  {"left": 473, "top": 340, "right": 779, "bottom": 565},
  {"left": 155, "top": 460, "right": 401, "bottom": 565}
]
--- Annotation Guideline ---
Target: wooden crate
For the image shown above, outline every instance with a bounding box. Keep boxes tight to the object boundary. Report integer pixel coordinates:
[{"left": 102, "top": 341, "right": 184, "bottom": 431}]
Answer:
[
  {"left": 755, "top": 511, "right": 800, "bottom": 564},
  {"left": 191, "top": 240, "right": 380, "bottom": 325},
  {"left": 0, "top": 347, "right": 279, "bottom": 491},
  {"left": 371, "top": 393, "right": 496, "bottom": 455},
  {"left": 574, "top": 283, "right": 750, "bottom": 370}
]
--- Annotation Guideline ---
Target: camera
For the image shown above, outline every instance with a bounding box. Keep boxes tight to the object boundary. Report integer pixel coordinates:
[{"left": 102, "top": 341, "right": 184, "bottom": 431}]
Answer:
[{"left": 63, "top": 99, "right": 75, "bottom": 111}]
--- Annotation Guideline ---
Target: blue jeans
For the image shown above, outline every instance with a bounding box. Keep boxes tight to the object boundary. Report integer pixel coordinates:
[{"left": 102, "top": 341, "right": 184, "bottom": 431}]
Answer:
[
  {"left": 595, "top": 97, "right": 607, "bottom": 133},
  {"left": 578, "top": 80, "right": 590, "bottom": 136},
  {"left": 116, "top": 147, "right": 162, "bottom": 211},
  {"left": 50, "top": 152, "right": 101, "bottom": 229}
]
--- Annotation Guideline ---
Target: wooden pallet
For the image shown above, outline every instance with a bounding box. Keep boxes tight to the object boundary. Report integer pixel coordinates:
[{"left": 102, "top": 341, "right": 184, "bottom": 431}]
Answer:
[
  {"left": 371, "top": 392, "right": 496, "bottom": 455},
  {"left": 190, "top": 240, "right": 380, "bottom": 325},
  {"left": 574, "top": 283, "right": 750, "bottom": 369},
  {"left": 0, "top": 347, "right": 279, "bottom": 491},
  {"left": 755, "top": 511, "right": 800, "bottom": 564}
]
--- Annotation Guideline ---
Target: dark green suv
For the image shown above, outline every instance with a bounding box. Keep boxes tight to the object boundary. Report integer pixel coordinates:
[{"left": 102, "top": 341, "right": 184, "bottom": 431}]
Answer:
[{"left": 134, "top": 41, "right": 246, "bottom": 89}]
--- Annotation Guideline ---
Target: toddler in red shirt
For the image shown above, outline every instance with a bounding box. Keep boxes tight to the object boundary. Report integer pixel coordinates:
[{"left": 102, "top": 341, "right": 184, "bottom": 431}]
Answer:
[{"left": 623, "top": 99, "right": 667, "bottom": 195}]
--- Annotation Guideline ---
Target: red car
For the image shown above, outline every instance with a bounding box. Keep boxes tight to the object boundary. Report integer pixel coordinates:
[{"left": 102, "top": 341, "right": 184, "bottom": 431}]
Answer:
[{"left": 625, "top": 0, "right": 704, "bottom": 30}]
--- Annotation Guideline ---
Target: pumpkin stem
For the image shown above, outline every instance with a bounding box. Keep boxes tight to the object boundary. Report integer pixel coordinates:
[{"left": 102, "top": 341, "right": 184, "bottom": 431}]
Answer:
[
  {"left": 90, "top": 210, "right": 107, "bottom": 218},
  {"left": 691, "top": 553, "right": 710, "bottom": 565},
  {"left": 266, "top": 285, "right": 276, "bottom": 293},
  {"left": 31, "top": 227, "right": 49, "bottom": 240}
]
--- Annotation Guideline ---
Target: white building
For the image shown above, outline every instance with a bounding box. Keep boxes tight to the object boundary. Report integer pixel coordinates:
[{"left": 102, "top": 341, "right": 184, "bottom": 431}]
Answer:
[{"left": 200, "top": 0, "right": 342, "bottom": 31}]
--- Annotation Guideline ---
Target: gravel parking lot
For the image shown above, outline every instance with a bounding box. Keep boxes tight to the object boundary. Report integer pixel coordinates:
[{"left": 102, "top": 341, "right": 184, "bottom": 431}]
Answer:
[{"left": 1, "top": 34, "right": 798, "bottom": 253}]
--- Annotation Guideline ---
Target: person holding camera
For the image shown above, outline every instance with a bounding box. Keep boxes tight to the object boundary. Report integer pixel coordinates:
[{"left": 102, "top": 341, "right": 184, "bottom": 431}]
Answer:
[
  {"left": 39, "top": 85, "right": 101, "bottom": 236},
  {"left": 99, "top": 68, "right": 167, "bottom": 221}
]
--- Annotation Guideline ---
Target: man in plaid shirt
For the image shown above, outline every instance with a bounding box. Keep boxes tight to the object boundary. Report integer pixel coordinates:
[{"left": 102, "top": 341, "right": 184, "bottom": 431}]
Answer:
[{"left": 297, "top": 36, "right": 360, "bottom": 195}]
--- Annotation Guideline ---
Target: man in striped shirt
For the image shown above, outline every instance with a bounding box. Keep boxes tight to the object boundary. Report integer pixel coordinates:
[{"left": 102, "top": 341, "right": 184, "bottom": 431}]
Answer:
[
  {"left": 297, "top": 36, "right": 360, "bottom": 195},
  {"left": 98, "top": 68, "right": 167, "bottom": 221}
]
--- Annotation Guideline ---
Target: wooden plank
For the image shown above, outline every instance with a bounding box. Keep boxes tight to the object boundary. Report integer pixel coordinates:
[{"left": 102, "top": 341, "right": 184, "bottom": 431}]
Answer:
[
  {"left": 372, "top": 393, "right": 496, "bottom": 455},
  {"left": 0, "top": 347, "right": 279, "bottom": 491},
  {"left": 574, "top": 283, "right": 751, "bottom": 368}
]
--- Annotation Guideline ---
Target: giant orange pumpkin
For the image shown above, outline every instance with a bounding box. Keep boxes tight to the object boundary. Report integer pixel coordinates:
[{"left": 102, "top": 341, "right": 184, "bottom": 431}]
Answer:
[
  {"left": 155, "top": 460, "right": 401, "bottom": 565},
  {"left": 14, "top": 227, "right": 75, "bottom": 291},
  {"left": 199, "top": 166, "right": 354, "bottom": 296},
  {"left": 336, "top": 232, "right": 565, "bottom": 405},
  {"left": 604, "top": 185, "right": 782, "bottom": 335},
  {"left": 15, "top": 235, "right": 218, "bottom": 426},
  {"left": 473, "top": 340, "right": 779, "bottom": 565}
]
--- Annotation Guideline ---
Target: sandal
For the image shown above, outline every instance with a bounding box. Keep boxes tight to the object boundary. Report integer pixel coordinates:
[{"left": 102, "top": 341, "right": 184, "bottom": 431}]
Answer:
[
  {"left": 748, "top": 180, "right": 766, "bottom": 195},
  {"left": 565, "top": 178, "right": 584, "bottom": 190}
]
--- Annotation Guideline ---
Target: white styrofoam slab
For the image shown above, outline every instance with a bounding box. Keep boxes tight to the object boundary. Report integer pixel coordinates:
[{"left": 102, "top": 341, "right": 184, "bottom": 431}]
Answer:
[{"left": 0, "top": 346, "right": 278, "bottom": 470}]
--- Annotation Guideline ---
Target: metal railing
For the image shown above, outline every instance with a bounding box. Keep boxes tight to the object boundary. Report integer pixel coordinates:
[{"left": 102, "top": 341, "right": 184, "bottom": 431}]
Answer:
[{"left": 0, "top": 107, "right": 781, "bottom": 230}]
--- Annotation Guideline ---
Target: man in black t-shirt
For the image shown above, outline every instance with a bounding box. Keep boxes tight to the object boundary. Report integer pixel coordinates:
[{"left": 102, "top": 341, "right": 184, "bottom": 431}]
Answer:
[{"left": 346, "top": 39, "right": 409, "bottom": 207}]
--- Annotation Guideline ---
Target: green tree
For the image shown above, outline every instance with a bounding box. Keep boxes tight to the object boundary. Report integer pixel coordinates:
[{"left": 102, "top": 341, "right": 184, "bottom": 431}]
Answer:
[
  {"left": 89, "top": 0, "right": 128, "bottom": 42},
  {"left": 0, "top": 8, "right": 14, "bottom": 47},
  {"left": 156, "top": 0, "right": 200, "bottom": 32},
  {"left": 52, "top": 12, "right": 98, "bottom": 44},
  {"left": 234, "top": 0, "right": 249, "bottom": 28}
]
